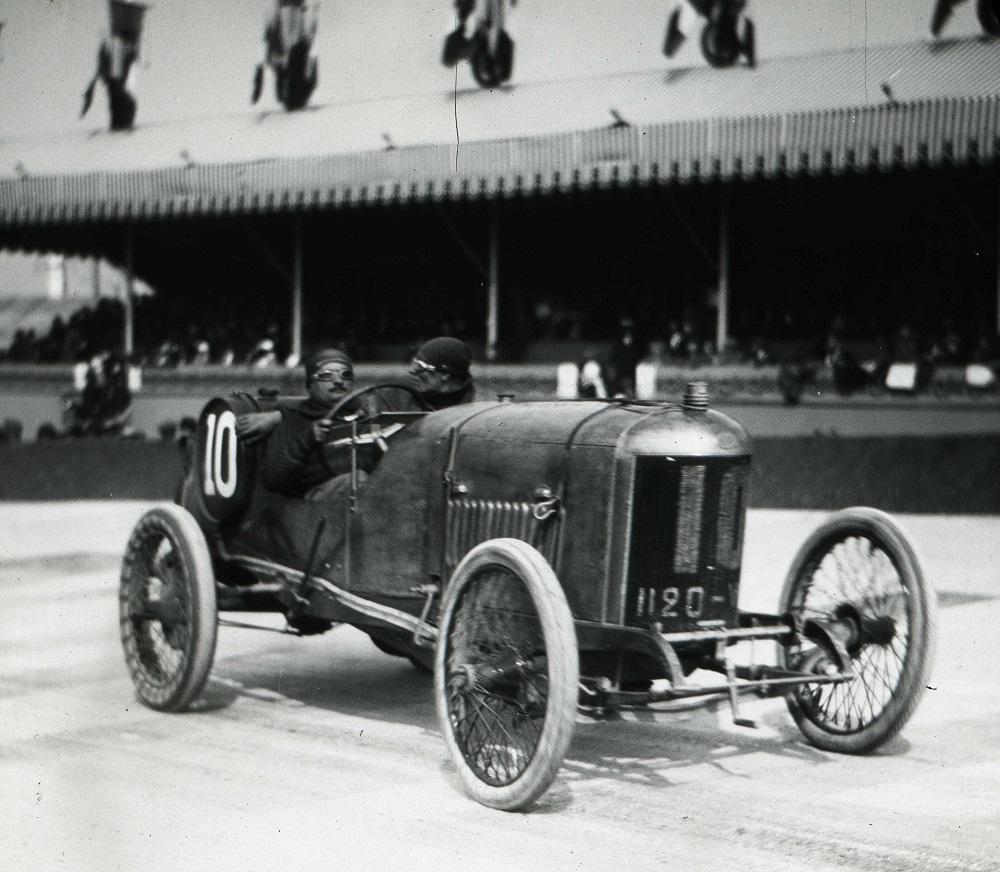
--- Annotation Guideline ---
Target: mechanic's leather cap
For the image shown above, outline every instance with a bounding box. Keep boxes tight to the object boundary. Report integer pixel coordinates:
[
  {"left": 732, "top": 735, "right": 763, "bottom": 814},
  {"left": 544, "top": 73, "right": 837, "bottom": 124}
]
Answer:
[{"left": 415, "top": 337, "right": 471, "bottom": 375}]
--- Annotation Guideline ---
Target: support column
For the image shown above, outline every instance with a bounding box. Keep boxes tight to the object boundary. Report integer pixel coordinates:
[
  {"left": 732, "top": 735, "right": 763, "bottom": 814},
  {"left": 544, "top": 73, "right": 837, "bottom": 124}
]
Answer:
[
  {"left": 716, "top": 187, "right": 730, "bottom": 355},
  {"left": 487, "top": 204, "right": 500, "bottom": 361},
  {"left": 292, "top": 216, "right": 303, "bottom": 365},
  {"left": 124, "top": 227, "right": 134, "bottom": 357},
  {"left": 996, "top": 182, "right": 1000, "bottom": 337}
]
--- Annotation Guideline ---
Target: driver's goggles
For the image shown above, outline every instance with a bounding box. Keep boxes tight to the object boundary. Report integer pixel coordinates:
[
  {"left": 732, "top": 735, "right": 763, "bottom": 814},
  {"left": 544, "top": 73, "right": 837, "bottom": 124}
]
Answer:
[{"left": 313, "top": 367, "right": 354, "bottom": 382}]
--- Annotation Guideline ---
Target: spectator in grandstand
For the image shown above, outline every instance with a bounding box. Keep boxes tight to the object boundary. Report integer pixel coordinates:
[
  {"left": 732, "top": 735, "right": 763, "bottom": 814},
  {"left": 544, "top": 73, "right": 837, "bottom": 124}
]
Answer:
[
  {"left": 969, "top": 328, "right": 1000, "bottom": 379},
  {"left": 577, "top": 352, "right": 609, "bottom": 399},
  {"left": 876, "top": 322, "right": 933, "bottom": 392},
  {"left": 747, "top": 335, "right": 772, "bottom": 367},
  {"left": 188, "top": 340, "right": 212, "bottom": 367},
  {"left": 825, "top": 319, "right": 869, "bottom": 395},
  {"left": 152, "top": 339, "right": 183, "bottom": 368},
  {"left": 250, "top": 338, "right": 277, "bottom": 367},
  {"left": 5, "top": 329, "right": 34, "bottom": 362},
  {"left": 65, "top": 351, "right": 133, "bottom": 436},
  {"left": 40, "top": 317, "right": 67, "bottom": 363},
  {"left": 929, "top": 317, "right": 965, "bottom": 365},
  {"left": 409, "top": 336, "right": 476, "bottom": 409},
  {"left": 261, "top": 348, "right": 371, "bottom": 500},
  {"left": 604, "top": 317, "right": 646, "bottom": 396},
  {"left": 777, "top": 357, "right": 815, "bottom": 405}
]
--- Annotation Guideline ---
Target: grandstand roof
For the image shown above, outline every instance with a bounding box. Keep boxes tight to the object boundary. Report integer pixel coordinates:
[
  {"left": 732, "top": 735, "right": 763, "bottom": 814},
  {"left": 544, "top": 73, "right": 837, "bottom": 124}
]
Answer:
[{"left": 0, "top": 36, "right": 997, "bottom": 225}]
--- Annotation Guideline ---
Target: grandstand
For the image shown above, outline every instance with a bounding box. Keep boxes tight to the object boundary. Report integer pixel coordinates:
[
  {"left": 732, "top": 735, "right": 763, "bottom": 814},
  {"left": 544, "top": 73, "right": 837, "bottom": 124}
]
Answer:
[{"left": 0, "top": 32, "right": 998, "bottom": 438}]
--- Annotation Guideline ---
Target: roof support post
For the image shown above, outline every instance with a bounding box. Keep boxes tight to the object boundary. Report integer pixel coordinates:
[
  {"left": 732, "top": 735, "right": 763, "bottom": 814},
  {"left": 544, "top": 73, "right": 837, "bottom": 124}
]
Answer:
[
  {"left": 996, "top": 181, "right": 1000, "bottom": 338},
  {"left": 715, "top": 187, "right": 730, "bottom": 355},
  {"left": 487, "top": 202, "right": 499, "bottom": 362},
  {"left": 124, "top": 226, "right": 134, "bottom": 357},
  {"left": 292, "top": 215, "right": 303, "bottom": 365}
]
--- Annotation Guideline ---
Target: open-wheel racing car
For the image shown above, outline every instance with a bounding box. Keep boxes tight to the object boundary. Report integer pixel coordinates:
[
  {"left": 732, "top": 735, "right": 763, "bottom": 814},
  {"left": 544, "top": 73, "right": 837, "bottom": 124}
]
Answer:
[{"left": 119, "top": 380, "right": 936, "bottom": 810}]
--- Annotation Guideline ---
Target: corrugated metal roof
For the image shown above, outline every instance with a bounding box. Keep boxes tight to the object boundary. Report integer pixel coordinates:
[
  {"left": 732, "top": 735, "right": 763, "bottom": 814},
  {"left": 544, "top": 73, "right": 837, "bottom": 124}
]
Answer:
[{"left": 0, "top": 37, "right": 997, "bottom": 224}]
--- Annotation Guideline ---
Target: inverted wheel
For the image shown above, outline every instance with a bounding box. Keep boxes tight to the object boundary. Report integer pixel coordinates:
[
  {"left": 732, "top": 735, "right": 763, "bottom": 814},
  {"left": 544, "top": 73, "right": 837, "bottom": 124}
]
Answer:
[
  {"left": 282, "top": 40, "right": 312, "bottom": 110},
  {"left": 978, "top": 0, "right": 1000, "bottom": 36},
  {"left": 778, "top": 507, "right": 936, "bottom": 753},
  {"left": 120, "top": 505, "right": 218, "bottom": 712},
  {"left": 470, "top": 30, "right": 514, "bottom": 88},
  {"left": 741, "top": 17, "right": 756, "bottom": 67},
  {"left": 700, "top": 22, "right": 740, "bottom": 68},
  {"left": 434, "top": 539, "right": 578, "bottom": 810}
]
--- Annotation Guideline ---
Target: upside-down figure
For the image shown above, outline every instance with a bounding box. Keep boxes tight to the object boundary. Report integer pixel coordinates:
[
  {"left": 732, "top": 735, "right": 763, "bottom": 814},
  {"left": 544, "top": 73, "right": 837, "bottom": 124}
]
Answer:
[
  {"left": 663, "top": 0, "right": 755, "bottom": 69},
  {"left": 930, "top": 0, "right": 1000, "bottom": 37},
  {"left": 441, "top": 0, "right": 516, "bottom": 89},
  {"left": 81, "top": 0, "right": 147, "bottom": 131},
  {"left": 252, "top": 0, "right": 319, "bottom": 111}
]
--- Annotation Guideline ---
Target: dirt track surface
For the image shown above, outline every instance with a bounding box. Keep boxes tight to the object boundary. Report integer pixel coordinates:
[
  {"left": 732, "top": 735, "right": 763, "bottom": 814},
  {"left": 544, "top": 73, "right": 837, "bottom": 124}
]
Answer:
[{"left": 1, "top": 503, "right": 998, "bottom": 872}]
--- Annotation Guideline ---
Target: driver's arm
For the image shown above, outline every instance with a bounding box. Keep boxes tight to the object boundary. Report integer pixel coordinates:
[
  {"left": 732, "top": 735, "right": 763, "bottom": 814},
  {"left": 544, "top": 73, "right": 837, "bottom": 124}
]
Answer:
[
  {"left": 261, "top": 410, "right": 324, "bottom": 495},
  {"left": 236, "top": 409, "right": 281, "bottom": 444}
]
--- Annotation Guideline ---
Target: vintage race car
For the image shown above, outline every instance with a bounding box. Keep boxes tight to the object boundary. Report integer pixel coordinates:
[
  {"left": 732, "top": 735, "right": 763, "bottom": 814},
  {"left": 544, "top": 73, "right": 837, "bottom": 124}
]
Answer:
[{"left": 119, "top": 381, "right": 936, "bottom": 810}]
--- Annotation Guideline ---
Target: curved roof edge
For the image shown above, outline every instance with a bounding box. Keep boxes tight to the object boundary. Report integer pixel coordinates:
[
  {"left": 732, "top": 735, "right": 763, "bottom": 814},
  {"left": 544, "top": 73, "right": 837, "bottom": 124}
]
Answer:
[
  {"left": 2, "top": 34, "right": 999, "bottom": 226},
  {"left": 1, "top": 94, "right": 997, "bottom": 226}
]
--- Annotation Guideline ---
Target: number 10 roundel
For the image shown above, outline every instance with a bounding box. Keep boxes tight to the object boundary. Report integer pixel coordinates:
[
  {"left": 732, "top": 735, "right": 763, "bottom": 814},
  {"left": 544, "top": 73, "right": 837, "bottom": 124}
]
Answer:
[{"left": 195, "top": 397, "right": 257, "bottom": 525}]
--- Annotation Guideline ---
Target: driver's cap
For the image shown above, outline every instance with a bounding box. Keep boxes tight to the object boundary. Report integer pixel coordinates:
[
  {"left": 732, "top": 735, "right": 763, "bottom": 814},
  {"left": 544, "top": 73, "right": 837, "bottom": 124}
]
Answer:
[{"left": 306, "top": 348, "right": 353, "bottom": 382}]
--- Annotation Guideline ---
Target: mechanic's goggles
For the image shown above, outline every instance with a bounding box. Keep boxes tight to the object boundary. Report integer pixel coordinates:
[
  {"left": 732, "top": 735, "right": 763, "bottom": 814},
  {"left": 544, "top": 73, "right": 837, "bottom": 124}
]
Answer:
[
  {"left": 313, "top": 366, "right": 353, "bottom": 382},
  {"left": 411, "top": 357, "right": 447, "bottom": 375}
]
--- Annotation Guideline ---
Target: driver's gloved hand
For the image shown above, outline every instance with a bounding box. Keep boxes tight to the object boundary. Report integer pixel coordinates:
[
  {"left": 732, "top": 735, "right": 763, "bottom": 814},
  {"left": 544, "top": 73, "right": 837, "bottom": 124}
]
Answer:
[{"left": 310, "top": 418, "right": 336, "bottom": 445}]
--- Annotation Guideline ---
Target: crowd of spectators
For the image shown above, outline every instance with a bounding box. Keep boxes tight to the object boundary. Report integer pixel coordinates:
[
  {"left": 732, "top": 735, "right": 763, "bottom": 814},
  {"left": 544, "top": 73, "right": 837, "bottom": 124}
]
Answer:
[
  {"left": 4, "top": 299, "right": 125, "bottom": 364},
  {"left": 2, "top": 294, "right": 998, "bottom": 390},
  {"left": 1, "top": 297, "right": 289, "bottom": 368},
  {"left": 0, "top": 292, "right": 477, "bottom": 369}
]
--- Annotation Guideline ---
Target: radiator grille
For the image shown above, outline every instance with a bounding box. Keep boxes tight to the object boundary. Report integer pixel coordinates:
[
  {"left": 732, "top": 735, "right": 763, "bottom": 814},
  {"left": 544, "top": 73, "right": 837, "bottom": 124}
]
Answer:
[
  {"left": 446, "top": 498, "right": 561, "bottom": 577},
  {"left": 626, "top": 456, "right": 750, "bottom": 630}
]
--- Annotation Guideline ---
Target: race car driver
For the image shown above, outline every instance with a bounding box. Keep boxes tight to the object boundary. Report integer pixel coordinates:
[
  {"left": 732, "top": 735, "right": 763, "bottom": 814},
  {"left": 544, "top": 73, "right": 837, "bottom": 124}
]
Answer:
[{"left": 260, "top": 348, "right": 370, "bottom": 500}]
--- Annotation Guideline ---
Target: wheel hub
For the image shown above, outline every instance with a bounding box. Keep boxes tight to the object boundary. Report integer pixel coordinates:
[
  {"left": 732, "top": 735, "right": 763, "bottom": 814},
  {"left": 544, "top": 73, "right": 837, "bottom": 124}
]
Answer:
[{"left": 859, "top": 614, "right": 897, "bottom": 646}]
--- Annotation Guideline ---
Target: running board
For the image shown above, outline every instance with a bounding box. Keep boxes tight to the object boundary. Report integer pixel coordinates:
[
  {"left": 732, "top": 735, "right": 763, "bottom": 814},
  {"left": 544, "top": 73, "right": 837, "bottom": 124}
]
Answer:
[{"left": 222, "top": 553, "right": 439, "bottom": 644}]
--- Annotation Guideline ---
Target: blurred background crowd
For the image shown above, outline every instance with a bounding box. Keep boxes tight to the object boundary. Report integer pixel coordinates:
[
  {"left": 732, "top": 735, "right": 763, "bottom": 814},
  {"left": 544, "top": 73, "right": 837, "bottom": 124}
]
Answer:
[{"left": 3, "top": 291, "right": 998, "bottom": 379}]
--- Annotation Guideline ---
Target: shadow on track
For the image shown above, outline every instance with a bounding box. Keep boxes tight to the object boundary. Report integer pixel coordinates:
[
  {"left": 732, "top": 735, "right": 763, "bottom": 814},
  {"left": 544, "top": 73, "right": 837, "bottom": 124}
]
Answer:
[{"left": 189, "top": 626, "right": 904, "bottom": 809}]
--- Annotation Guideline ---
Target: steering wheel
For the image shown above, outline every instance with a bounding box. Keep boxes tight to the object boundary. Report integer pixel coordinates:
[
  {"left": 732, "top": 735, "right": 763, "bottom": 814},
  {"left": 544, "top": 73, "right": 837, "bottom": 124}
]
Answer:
[{"left": 324, "top": 382, "right": 431, "bottom": 454}]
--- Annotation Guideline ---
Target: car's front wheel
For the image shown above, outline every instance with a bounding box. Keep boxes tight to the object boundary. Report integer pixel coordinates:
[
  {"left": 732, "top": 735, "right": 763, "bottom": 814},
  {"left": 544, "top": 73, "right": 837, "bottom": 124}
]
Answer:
[
  {"left": 778, "top": 507, "right": 936, "bottom": 753},
  {"left": 434, "top": 539, "right": 578, "bottom": 810},
  {"left": 120, "top": 505, "right": 218, "bottom": 712}
]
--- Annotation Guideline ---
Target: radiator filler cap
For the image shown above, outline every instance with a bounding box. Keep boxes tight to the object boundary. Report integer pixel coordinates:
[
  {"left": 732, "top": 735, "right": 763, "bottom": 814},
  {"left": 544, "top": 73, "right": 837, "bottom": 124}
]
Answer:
[{"left": 682, "top": 381, "right": 709, "bottom": 411}]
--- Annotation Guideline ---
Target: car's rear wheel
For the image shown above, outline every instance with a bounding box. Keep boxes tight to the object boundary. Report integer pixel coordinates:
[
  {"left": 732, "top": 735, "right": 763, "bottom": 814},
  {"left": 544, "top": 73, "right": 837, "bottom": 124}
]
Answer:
[
  {"left": 435, "top": 539, "right": 578, "bottom": 810},
  {"left": 120, "top": 505, "right": 218, "bottom": 712},
  {"left": 778, "top": 507, "right": 936, "bottom": 753}
]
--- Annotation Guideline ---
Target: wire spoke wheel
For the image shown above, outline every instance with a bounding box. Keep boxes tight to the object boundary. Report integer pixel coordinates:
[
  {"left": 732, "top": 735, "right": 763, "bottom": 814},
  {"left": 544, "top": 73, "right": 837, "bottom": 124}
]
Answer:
[
  {"left": 435, "top": 539, "right": 577, "bottom": 810},
  {"left": 447, "top": 572, "right": 547, "bottom": 785},
  {"left": 778, "top": 508, "right": 936, "bottom": 753},
  {"left": 120, "top": 505, "right": 217, "bottom": 712}
]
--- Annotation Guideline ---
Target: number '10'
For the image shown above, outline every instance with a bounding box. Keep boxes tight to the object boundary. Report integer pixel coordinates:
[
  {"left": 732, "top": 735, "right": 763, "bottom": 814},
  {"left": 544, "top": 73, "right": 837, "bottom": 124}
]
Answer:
[{"left": 203, "top": 411, "right": 238, "bottom": 498}]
